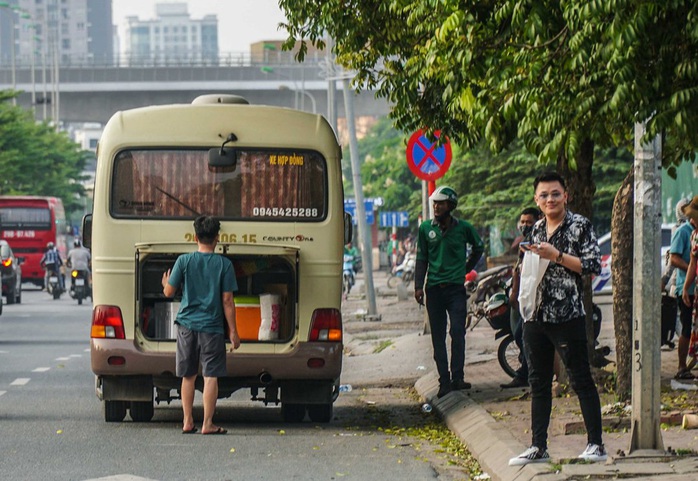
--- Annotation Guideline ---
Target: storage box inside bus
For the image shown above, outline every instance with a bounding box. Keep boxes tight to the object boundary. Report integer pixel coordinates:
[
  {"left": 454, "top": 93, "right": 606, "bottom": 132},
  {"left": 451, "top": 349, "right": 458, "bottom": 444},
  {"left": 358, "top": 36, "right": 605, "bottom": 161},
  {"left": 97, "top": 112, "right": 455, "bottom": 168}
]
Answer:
[{"left": 138, "top": 253, "right": 295, "bottom": 342}]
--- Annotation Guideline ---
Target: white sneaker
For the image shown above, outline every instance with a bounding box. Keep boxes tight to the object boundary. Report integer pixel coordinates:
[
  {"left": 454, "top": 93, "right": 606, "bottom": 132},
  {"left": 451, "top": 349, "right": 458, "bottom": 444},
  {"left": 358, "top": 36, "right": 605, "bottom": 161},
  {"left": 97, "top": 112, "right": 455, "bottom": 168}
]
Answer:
[
  {"left": 508, "top": 446, "right": 550, "bottom": 466},
  {"left": 578, "top": 443, "right": 607, "bottom": 462}
]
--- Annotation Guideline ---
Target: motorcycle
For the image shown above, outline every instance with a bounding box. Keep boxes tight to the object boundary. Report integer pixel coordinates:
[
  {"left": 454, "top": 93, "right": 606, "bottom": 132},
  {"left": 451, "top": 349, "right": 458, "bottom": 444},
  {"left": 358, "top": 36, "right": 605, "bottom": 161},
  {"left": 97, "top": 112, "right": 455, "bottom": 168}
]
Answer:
[
  {"left": 69, "top": 269, "right": 91, "bottom": 305},
  {"left": 45, "top": 268, "right": 64, "bottom": 300},
  {"left": 342, "top": 254, "right": 355, "bottom": 298},
  {"left": 386, "top": 251, "right": 416, "bottom": 288},
  {"left": 465, "top": 264, "right": 513, "bottom": 330},
  {"left": 485, "top": 283, "right": 608, "bottom": 378}
]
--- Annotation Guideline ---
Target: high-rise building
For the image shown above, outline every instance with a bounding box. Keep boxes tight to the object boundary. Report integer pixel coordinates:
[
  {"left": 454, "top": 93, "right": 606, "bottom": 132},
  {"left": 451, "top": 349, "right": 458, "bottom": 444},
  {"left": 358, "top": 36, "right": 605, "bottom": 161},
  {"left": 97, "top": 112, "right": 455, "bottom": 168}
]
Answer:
[
  {"left": 0, "top": 0, "right": 113, "bottom": 67},
  {"left": 124, "top": 3, "right": 218, "bottom": 64}
]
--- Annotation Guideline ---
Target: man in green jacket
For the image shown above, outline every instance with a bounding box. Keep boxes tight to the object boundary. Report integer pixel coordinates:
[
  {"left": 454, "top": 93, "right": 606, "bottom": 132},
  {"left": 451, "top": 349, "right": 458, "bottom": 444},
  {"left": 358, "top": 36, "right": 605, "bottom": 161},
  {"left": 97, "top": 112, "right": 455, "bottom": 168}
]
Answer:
[{"left": 414, "top": 186, "right": 484, "bottom": 398}]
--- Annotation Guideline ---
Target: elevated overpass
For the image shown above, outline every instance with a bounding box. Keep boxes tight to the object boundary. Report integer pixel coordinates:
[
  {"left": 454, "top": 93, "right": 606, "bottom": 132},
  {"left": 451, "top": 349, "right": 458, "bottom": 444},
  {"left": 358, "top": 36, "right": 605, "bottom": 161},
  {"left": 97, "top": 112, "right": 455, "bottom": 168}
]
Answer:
[{"left": 0, "top": 58, "right": 390, "bottom": 125}]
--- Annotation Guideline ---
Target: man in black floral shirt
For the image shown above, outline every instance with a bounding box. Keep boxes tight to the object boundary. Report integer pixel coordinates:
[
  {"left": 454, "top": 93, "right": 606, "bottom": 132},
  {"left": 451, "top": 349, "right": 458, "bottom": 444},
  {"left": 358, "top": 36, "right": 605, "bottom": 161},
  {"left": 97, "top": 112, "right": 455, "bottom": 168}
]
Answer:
[{"left": 509, "top": 172, "right": 606, "bottom": 466}]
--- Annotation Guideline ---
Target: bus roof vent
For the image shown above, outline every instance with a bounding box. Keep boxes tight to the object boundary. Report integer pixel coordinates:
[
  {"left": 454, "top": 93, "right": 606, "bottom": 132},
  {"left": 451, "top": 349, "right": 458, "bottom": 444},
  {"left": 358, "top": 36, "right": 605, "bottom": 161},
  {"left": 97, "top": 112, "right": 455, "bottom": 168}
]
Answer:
[{"left": 192, "top": 94, "right": 250, "bottom": 105}]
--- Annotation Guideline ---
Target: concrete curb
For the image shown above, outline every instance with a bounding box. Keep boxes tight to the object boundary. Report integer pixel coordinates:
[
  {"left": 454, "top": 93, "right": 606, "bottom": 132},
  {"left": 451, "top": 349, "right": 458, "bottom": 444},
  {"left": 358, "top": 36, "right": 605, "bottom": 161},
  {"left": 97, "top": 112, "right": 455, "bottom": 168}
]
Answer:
[{"left": 415, "top": 373, "right": 567, "bottom": 481}]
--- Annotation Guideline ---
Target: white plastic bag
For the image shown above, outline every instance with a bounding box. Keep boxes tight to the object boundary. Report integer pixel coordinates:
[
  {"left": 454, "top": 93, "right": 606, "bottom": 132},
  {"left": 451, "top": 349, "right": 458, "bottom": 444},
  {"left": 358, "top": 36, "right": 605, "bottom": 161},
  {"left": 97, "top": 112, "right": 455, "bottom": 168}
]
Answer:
[
  {"left": 258, "top": 293, "right": 282, "bottom": 340},
  {"left": 518, "top": 251, "right": 550, "bottom": 322}
]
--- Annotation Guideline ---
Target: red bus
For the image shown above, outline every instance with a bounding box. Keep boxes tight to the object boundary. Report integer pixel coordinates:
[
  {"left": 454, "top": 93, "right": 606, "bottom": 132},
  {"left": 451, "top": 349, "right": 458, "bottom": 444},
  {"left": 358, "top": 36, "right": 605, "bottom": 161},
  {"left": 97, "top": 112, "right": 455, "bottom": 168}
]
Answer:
[{"left": 0, "top": 196, "right": 70, "bottom": 287}]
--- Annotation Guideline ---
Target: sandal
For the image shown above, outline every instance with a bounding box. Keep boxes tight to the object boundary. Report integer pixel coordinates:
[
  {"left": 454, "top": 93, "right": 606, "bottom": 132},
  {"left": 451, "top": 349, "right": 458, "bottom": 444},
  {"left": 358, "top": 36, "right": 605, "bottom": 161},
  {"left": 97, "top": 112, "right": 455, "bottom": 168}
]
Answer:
[{"left": 674, "top": 369, "right": 696, "bottom": 380}]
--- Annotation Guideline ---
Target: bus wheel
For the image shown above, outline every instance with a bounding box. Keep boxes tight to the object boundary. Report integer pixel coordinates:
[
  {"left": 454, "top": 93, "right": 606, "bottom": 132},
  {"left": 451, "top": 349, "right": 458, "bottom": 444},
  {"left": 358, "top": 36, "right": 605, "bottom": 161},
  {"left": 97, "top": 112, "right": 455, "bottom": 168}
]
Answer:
[
  {"left": 130, "top": 401, "right": 154, "bottom": 422},
  {"left": 307, "top": 403, "right": 333, "bottom": 423},
  {"left": 104, "top": 400, "right": 127, "bottom": 422},
  {"left": 281, "top": 403, "right": 306, "bottom": 423}
]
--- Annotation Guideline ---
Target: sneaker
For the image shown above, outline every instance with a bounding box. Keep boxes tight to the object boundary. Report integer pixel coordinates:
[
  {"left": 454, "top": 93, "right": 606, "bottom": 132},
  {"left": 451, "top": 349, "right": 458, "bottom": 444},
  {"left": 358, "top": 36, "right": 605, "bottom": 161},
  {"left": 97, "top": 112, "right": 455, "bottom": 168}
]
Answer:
[
  {"left": 508, "top": 446, "right": 550, "bottom": 466},
  {"left": 578, "top": 443, "right": 607, "bottom": 462},
  {"left": 451, "top": 379, "right": 472, "bottom": 390},
  {"left": 436, "top": 383, "right": 452, "bottom": 399},
  {"left": 500, "top": 377, "right": 528, "bottom": 389}
]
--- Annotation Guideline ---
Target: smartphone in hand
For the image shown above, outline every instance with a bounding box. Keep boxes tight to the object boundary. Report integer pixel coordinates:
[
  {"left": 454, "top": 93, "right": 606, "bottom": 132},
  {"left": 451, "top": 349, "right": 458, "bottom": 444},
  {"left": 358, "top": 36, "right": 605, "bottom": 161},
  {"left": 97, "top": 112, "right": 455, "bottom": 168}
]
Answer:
[{"left": 519, "top": 241, "right": 532, "bottom": 251}]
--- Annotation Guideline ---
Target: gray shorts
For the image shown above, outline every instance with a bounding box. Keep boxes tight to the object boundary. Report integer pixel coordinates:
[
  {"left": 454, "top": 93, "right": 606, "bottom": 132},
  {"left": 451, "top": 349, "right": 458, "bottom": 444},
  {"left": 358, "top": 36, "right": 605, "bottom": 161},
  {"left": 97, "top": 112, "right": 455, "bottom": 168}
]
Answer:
[{"left": 176, "top": 324, "right": 227, "bottom": 378}]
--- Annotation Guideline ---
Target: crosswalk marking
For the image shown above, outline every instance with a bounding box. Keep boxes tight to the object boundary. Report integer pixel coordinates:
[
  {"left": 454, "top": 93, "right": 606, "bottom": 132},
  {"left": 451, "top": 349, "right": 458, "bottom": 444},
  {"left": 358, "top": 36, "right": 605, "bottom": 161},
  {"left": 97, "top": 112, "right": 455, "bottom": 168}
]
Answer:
[
  {"left": 10, "top": 378, "right": 30, "bottom": 386},
  {"left": 33, "top": 367, "right": 51, "bottom": 372},
  {"left": 0, "top": 391, "right": 6, "bottom": 397}
]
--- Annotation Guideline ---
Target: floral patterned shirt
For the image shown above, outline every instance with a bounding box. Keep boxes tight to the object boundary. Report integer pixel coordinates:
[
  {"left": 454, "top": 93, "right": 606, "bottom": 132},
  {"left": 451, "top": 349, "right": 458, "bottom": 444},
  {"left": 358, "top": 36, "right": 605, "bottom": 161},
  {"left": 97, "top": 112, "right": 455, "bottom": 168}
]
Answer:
[{"left": 529, "top": 210, "right": 601, "bottom": 324}]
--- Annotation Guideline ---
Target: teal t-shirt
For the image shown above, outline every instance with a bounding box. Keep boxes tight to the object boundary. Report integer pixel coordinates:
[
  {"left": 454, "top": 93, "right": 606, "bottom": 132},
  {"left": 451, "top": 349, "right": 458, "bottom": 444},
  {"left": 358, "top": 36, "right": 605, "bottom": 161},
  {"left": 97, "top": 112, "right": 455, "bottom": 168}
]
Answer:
[
  {"left": 168, "top": 252, "right": 238, "bottom": 334},
  {"left": 671, "top": 221, "right": 695, "bottom": 293}
]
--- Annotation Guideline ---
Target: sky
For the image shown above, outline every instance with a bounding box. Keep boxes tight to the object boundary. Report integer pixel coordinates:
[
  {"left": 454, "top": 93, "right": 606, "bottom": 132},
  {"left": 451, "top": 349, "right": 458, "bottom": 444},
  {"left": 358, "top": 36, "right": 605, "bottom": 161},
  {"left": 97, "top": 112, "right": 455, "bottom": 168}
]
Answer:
[{"left": 111, "top": 0, "right": 289, "bottom": 53}]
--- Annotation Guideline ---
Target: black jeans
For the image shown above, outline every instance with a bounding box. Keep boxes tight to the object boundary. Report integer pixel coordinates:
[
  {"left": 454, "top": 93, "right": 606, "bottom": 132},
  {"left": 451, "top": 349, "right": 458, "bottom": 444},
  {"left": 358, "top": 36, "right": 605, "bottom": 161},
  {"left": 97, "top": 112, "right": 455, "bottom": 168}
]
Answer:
[
  {"left": 523, "top": 317, "right": 603, "bottom": 450},
  {"left": 425, "top": 284, "right": 468, "bottom": 386}
]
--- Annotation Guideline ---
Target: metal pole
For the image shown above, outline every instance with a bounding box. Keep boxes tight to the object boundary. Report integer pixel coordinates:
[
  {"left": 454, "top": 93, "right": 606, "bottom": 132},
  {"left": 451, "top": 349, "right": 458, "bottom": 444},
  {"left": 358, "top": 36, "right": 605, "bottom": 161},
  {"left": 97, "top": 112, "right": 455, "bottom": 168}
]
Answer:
[
  {"left": 30, "top": 26, "right": 36, "bottom": 116},
  {"left": 10, "top": 9, "right": 16, "bottom": 105},
  {"left": 342, "top": 77, "right": 377, "bottom": 317},
  {"left": 422, "top": 180, "right": 430, "bottom": 334},
  {"left": 629, "top": 121, "right": 664, "bottom": 454}
]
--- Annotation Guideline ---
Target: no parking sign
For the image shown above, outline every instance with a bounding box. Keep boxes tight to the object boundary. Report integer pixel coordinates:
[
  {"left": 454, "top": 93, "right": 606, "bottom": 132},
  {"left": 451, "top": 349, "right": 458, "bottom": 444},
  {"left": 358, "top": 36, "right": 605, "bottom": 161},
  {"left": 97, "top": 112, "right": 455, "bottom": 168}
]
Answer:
[{"left": 406, "top": 129, "right": 452, "bottom": 181}]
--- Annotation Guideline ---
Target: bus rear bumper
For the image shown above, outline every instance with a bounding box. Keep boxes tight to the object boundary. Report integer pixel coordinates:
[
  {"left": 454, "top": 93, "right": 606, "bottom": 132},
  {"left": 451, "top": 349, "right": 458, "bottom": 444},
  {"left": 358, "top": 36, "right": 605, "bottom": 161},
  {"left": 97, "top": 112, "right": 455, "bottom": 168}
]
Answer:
[{"left": 91, "top": 338, "right": 343, "bottom": 396}]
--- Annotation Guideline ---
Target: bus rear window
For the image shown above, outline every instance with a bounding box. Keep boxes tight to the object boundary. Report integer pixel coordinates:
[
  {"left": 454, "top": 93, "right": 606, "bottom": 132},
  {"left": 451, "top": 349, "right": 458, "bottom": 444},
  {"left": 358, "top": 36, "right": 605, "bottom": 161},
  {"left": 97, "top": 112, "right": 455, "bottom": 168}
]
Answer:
[
  {"left": 0, "top": 207, "right": 51, "bottom": 230},
  {"left": 110, "top": 149, "right": 327, "bottom": 220}
]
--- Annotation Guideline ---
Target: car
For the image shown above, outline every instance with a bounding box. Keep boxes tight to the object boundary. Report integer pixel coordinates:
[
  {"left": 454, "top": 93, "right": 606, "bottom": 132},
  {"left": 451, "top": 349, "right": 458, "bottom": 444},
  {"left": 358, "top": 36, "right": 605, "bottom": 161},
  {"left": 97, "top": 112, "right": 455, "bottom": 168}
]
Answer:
[
  {"left": 593, "top": 224, "right": 673, "bottom": 295},
  {"left": 1, "top": 239, "right": 22, "bottom": 304}
]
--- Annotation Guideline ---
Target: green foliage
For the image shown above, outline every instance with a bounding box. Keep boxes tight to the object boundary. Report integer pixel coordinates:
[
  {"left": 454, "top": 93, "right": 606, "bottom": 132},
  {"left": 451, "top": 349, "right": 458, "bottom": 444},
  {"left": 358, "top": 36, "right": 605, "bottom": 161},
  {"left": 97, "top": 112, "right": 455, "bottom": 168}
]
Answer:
[
  {"left": 0, "top": 92, "right": 89, "bottom": 214},
  {"left": 280, "top": 0, "right": 698, "bottom": 168},
  {"left": 350, "top": 118, "right": 628, "bottom": 235}
]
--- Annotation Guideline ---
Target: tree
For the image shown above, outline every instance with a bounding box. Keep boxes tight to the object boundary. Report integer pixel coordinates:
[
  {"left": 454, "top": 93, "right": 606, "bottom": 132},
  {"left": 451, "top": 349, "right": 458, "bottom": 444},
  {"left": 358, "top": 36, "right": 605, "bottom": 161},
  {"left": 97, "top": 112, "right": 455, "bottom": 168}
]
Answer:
[
  {"left": 280, "top": 0, "right": 698, "bottom": 398},
  {"left": 0, "top": 92, "right": 89, "bottom": 214}
]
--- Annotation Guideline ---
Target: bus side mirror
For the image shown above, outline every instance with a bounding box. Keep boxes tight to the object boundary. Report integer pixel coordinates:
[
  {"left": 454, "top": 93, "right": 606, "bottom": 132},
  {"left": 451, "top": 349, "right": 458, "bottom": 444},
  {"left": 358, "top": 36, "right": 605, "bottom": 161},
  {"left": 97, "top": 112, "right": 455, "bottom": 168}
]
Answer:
[
  {"left": 344, "top": 212, "right": 353, "bottom": 244},
  {"left": 82, "top": 214, "right": 92, "bottom": 249}
]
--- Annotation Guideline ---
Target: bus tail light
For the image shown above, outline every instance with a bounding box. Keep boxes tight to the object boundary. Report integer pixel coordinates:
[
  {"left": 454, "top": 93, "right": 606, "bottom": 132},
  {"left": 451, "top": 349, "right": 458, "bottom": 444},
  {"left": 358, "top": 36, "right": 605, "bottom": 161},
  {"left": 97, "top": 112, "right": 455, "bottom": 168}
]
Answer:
[
  {"left": 91, "top": 306, "right": 126, "bottom": 339},
  {"left": 309, "top": 308, "right": 342, "bottom": 342}
]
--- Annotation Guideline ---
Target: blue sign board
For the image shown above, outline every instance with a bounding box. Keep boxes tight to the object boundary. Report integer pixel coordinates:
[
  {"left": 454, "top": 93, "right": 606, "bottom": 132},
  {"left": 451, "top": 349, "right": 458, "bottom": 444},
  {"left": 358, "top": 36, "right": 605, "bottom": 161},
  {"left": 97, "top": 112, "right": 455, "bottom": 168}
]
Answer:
[
  {"left": 379, "top": 211, "right": 409, "bottom": 228},
  {"left": 344, "top": 199, "right": 374, "bottom": 225}
]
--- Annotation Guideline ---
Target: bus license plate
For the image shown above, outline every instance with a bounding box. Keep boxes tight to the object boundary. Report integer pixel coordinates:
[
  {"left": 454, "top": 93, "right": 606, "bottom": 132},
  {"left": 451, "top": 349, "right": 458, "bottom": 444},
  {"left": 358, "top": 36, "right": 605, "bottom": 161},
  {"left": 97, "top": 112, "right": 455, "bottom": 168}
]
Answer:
[{"left": 76, "top": 279, "right": 85, "bottom": 286}]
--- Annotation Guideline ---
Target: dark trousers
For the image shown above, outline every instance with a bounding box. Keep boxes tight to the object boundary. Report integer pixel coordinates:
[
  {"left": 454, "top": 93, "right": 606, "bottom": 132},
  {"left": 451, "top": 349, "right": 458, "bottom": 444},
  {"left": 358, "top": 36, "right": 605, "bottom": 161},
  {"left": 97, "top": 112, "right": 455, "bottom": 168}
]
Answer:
[
  {"left": 523, "top": 317, "right": 603, "bottom": 450},
  {"left": 510, "top": 308, "right": 529, "bottom": 381},
  {"left": 425, "top": 284, "right": 468, "bottom": 386}
]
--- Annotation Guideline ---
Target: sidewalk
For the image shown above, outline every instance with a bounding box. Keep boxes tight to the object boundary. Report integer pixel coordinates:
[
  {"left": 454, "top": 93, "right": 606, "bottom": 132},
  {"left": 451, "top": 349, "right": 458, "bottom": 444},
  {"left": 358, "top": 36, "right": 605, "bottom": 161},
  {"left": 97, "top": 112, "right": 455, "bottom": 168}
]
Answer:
[{"left": 342, "top": 269, "right": 698, "bottom": 481}]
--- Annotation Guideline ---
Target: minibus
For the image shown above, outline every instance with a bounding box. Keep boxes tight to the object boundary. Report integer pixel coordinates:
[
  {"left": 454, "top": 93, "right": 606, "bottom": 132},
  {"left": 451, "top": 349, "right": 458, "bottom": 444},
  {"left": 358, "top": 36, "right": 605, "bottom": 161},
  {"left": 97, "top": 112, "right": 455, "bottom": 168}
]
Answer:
[{"left": 85, "top": 94, "right": 348, "bottom": 423}]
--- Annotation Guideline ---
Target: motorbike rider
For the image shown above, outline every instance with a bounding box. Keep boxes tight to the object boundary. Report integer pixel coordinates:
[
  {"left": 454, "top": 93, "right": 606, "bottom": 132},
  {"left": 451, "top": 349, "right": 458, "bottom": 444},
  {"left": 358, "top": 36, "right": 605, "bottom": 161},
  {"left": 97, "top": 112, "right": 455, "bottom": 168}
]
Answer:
[
  {"left": 40, "top": 241, "right": 65, "bottom": 291},
  {"left": 66, "top": 238, "right": 92, "bottom": 296},
  {"left": 344, "top": 242, "right": 360, "bottom": 273}
]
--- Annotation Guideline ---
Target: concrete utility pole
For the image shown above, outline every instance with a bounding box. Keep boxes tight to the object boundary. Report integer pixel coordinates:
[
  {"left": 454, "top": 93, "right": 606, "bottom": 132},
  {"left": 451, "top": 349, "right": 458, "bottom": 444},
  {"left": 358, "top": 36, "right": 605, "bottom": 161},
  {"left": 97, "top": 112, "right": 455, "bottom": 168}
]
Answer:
[
  {"left": 629, "top": 122, "right": 664, "bottom": 454},
  {"left": 342, "top": 78, "right": 377, "bottom": 317}
]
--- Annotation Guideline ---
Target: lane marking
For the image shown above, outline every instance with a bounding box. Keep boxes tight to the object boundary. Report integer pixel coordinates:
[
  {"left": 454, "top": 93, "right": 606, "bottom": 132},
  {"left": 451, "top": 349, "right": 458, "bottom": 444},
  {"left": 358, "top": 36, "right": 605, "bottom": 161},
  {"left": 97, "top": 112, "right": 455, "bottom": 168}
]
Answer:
[
  {"left": 10, "top": 378, "right": 30, "bottom": 386},
  {"left": 69, "top": 354, "right": 82, "bottom": 358},
  {"left": 55, "top": 357, "right": 71, "bottom": 361},
  {"left": 0, "top": 391, "right": 6, "bottom": 397},
  {"left": 33, "top": 367, "right": 51, "bottom": 372}
]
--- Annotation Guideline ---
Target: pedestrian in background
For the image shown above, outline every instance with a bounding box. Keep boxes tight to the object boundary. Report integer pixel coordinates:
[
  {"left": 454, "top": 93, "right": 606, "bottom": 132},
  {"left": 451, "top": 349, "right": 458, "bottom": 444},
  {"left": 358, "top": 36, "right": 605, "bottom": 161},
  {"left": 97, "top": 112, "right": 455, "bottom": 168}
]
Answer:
[
  {"left": 414, "top": 186, "right": 484, "bottom": 399},
  {"left": 509, "top": 172, "right": 606, "bottom": 466},
  {"left": 680, "top": 196, "right": 698, "bottom": 371},
  {"left": 501, "top": 207, "right": 541, "bottom": 389},
  {"left": 670, "top": 196, "right": 697, "bottom": 380},
  {"left": 162, "top": 215, "right": 240, "bottom": 435}
]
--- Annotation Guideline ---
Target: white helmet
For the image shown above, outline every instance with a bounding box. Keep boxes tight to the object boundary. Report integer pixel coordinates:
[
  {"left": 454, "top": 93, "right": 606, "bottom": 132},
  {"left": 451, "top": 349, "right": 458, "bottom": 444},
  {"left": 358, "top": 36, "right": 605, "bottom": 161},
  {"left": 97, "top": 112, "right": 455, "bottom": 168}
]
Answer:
[{"left": 429, "top": 186, "right": 458, "bottom": 207}]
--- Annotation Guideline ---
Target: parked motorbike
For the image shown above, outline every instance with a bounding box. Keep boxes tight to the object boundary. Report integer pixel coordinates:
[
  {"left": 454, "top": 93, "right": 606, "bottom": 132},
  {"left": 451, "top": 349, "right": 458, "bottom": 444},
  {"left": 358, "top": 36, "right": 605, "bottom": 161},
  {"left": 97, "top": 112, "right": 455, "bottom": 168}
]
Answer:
[
  {"left": 485, "top": 283, "right": 608, "bottom": 378},
  {"left": 342, "top": 254, "right": 355, "bottom": 298},
  {"left": 45, "top": 269, "right": 64, "bottom": 300},
  {"left": 69, "top": 269, "right": 90, "bottom": 305},
  {"left": 465, "top": 264, "right": 513, "bottom": 330},
  {"left": 387, "top": 251, "right": 416, "bottom": 288}
]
